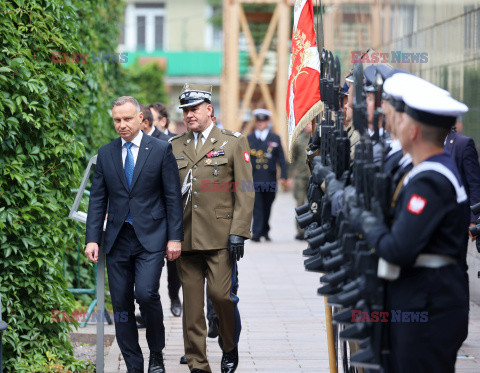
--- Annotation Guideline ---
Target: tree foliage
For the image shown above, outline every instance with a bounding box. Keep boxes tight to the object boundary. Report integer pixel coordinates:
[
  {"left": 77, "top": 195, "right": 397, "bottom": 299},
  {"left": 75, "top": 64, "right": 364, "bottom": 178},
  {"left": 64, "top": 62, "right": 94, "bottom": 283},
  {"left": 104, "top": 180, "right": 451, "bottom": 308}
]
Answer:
[
  {"left": 127, "top": 61, "right": 168, "bottom": 106},
  {"left": 0, "top": 0, "right": 135, "bottom": 370}
]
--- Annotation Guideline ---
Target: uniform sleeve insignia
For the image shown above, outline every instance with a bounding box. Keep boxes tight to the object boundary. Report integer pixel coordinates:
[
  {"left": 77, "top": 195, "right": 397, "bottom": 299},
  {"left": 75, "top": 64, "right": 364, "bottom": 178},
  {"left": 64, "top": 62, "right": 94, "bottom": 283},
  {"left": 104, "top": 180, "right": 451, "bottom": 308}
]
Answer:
[
  {"left": 233, "top": 131, "right": 241, "bottom": 137},
  {"left": 244, "top": 151, "right": 250, "bottom": 162},
  {"left": 407, "top": 194, "right": 427, "bottom": 215}
]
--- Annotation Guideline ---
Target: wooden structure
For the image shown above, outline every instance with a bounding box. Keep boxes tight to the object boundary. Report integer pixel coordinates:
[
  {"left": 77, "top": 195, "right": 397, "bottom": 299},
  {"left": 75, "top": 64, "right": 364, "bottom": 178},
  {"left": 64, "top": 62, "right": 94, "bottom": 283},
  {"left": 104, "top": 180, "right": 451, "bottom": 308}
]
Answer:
[{"left": 221, "top": 0, "right": 293, "bottom": 146}]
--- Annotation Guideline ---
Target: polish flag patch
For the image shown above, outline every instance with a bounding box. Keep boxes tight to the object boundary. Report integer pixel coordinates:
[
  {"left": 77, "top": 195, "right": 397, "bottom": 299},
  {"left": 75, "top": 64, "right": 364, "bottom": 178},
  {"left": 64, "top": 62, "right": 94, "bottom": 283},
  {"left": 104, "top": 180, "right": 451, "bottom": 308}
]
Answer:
[
  {"left": 407, "top": 194, "right": 427, "bottom": 215},
  {"left": 244, "top": 151, "right": 250, "bottom": 162}
]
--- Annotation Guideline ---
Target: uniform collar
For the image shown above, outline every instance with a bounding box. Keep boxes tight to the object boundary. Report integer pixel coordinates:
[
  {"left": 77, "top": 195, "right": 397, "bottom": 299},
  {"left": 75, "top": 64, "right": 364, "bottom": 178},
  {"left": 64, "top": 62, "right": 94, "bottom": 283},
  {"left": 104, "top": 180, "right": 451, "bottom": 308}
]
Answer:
[{"left": 193, "top": 122, "right": 214, "bottom": 141}]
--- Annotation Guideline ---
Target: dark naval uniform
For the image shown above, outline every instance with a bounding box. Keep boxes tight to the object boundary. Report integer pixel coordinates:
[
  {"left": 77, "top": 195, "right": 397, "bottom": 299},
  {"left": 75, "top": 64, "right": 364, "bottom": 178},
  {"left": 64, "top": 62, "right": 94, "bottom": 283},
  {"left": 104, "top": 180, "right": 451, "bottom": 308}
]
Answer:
[
  {"left": 170, "top": 125, "right": 254, "bottom": 372},
  {"left": 247, "top": 130, "right": 287, "bottom": 239},
  {"left": 364, "top": 153, "right": 469, "bottom": 372}
]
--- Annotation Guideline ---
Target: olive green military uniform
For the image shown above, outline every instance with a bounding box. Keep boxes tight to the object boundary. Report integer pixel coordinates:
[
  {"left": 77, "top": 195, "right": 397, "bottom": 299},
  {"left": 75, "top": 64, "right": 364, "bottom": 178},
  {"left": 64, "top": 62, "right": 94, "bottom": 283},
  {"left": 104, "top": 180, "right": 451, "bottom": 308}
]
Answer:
[
  {"left": 170, "top": 125, "right": 254, "bottom": 372},
  {"left": 289, "top": 132, "right": 311, "bottom": 234}
]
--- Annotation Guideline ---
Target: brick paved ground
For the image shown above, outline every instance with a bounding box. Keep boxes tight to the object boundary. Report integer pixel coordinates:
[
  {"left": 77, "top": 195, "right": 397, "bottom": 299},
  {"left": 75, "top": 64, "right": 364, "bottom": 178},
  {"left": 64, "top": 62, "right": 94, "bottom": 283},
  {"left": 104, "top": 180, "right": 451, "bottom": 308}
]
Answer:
[{"left": 90, "top": 191, "right": 480, "bottom": 372}]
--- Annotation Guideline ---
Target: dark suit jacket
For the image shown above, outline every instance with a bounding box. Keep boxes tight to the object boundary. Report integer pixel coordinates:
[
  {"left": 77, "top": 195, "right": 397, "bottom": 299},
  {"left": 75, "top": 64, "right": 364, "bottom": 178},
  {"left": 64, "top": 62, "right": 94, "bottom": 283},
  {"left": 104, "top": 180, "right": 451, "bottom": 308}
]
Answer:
[
  {"left": 151, "top": 127, "right": 173, "bottom": 141},
  {"left": 445, "top": 131, "right": 480, "bottom": 223},
  {"left": 247, "top": 131, "right": 287, "bottom": 183},
  {"left": 85, "top": 132, "right": 183, "bottom": 254}
]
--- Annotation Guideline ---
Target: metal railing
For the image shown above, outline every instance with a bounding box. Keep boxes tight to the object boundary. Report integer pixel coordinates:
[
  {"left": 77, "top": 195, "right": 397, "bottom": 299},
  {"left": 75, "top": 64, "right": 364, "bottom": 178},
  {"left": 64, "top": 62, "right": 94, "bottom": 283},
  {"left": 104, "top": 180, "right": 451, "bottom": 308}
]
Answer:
[
  {"left": 0, "top": 296, "right": 8, "bottom": 373},
  {"left": 68, "top": 155, "right": 106, "bottom": 373}
]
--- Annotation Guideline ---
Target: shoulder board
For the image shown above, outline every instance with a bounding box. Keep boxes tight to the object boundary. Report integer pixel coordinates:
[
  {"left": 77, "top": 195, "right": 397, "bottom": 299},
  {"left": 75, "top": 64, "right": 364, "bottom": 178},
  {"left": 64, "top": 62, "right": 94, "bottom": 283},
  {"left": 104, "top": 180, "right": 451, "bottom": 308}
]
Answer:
[
  {"left": 168, "top": 132, "right": 186, "bottom": 143},
  {"left": 221, "top": 129, "right": 242, "bottom": 138}
]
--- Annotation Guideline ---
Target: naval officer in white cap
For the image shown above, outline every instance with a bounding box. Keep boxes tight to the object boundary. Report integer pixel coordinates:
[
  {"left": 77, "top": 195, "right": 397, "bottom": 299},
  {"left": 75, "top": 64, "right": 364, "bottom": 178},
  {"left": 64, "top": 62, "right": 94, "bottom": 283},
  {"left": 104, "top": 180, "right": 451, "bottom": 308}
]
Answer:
[{"left": 349, "top": 76, "right": 469, "bottom": 373}]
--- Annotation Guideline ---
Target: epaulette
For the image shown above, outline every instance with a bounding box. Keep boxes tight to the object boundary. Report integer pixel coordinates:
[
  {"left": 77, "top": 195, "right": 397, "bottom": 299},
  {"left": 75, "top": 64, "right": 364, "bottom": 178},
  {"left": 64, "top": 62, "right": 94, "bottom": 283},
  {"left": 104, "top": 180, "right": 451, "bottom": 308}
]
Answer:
[
  {"left": 221, "top": 129, "right": 242, "bottom": 138},
  {"left": 168, "top": 132, "right": 187, "bottom": 143}
]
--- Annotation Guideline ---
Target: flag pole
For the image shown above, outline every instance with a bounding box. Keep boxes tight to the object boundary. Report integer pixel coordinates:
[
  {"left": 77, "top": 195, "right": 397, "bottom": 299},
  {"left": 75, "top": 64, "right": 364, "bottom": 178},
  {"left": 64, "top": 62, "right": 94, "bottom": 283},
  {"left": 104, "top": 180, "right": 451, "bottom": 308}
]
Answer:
[{"left": 315, "top": 1, "right": 338, "bottom": 372}]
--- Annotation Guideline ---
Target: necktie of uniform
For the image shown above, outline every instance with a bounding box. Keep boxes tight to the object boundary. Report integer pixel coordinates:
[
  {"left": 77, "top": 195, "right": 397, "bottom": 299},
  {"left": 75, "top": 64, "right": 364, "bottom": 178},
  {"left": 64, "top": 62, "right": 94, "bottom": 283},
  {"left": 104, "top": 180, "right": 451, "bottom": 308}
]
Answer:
[
  {"left": 125, "top": 142, "right": 134, "bottom": 224},
  {"left": 195, "top": 134, "right": 204, "bottom": 154}
]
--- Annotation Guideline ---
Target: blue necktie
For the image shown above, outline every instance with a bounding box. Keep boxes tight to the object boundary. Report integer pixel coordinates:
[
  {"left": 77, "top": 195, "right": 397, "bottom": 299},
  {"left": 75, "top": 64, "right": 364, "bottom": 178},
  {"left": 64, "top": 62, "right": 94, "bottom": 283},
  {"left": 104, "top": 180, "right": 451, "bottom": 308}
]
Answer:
[{"left": 125, "top": 142, "right": 134, "bottom": 224}]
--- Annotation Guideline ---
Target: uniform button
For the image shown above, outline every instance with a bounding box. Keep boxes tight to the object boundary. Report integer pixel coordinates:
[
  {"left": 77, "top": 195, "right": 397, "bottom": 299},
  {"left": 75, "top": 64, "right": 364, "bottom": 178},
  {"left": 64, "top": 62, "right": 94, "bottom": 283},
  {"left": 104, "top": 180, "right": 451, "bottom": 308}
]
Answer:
[
  {"left": 193, "top": 177, "right": 197, "bottom": 181},
  {"left": 227, "top": 214, "right": 231, "bottom": 218},
  {"left": 193, "top": 165, "right": 197, "bottom": 169},
  {"left": 193, "top": 205, "right": 198, "bottom": 209},
  {"left": 193, "top": 191, "right": 198, "bottom": 196}
]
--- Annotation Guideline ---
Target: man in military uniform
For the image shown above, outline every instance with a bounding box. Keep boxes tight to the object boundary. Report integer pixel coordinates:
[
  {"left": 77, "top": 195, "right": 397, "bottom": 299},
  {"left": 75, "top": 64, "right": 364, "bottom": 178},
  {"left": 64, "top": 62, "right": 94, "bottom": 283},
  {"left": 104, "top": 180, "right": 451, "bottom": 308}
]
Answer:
[
  {"left": 289, "top": 122, "right": 312, "bottom": 240},
  {"left": 170, "top": 84, "right": 254, "bottom": 373},
  {"left": 351, "top": 76, "right": 469, "bottom": 372},
  {"left": 247, "top": 109, "right": 287, "bottom": 241}
]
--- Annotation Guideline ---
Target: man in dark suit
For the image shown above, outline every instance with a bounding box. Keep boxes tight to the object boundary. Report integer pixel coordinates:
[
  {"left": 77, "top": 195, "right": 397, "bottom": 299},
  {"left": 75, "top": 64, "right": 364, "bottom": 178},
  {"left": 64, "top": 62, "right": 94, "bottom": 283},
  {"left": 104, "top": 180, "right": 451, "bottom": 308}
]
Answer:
[
  {"left": 85, "top": 96, "right": 183, "bottom": 373},
  {"left": 445, "top": 127, "right": 480, "bottom": 272},
  {"left": 138, "top": 104, "right": 182, "bottom": 318},
  {"left": 247, "top": 109, "right": 287, "bottom": 241},
  {"left": 150, "top": 102, "right": 176, "bottom": 137}
]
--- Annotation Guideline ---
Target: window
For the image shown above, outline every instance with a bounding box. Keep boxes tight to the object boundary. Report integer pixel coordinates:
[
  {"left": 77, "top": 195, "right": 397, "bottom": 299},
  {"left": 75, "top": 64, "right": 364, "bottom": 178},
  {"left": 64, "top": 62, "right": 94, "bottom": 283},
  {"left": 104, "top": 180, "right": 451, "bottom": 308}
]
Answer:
[{"left": 123, "top": 3, "right": 166, "bottom": 52}]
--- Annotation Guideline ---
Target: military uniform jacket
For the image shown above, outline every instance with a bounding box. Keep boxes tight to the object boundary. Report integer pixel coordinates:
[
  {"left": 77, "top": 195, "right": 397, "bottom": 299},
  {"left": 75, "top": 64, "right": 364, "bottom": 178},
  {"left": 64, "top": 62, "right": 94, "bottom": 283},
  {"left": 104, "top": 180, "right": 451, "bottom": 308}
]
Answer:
[
  {"left": 364, "top": 153, "right": 469, "bottom": 310},
  {"left": 247, "top": 131, "right": 287, "bottom": 183},
  {"left": 170, "top": 126, "right": 255, "bottom": 252},
  {"left": 289, "top": 132, "right": 310, "bottom": 179}
]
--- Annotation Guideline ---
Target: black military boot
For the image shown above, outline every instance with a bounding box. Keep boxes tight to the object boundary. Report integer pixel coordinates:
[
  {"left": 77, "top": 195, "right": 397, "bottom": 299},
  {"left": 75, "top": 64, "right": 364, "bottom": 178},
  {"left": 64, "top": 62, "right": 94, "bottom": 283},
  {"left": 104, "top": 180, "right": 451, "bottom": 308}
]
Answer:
[
  {"left": 148, "top": 351, "right": 165, "bottom": 373},
  {"left": 221, "top": 346, "right": 238, "bottom": 373}
]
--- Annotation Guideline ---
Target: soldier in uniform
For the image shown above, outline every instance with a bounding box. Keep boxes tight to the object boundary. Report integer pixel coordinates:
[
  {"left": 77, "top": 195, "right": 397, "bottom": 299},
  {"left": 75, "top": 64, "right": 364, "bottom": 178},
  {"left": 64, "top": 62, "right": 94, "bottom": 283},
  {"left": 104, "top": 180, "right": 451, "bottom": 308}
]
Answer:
[
  {"left": 247, "top": 109, "right": 287, "bottom": 241},
  {"left": 289, "top": 122, "right": 312, "bottom": 240},
  {"left": 350, "top": 77, "right": 469, "bottom": 373},
  {"left": 170, "top": 84, "right": 255, "bottom": 373}
]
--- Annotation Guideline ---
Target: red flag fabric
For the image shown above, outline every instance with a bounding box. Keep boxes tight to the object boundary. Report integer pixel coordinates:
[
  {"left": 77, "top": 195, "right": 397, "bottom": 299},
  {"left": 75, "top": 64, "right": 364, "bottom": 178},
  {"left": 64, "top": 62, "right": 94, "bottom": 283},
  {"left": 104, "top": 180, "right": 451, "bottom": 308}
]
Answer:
[{"left": 286, "top": 0, "right": 323, "bottom": 160}]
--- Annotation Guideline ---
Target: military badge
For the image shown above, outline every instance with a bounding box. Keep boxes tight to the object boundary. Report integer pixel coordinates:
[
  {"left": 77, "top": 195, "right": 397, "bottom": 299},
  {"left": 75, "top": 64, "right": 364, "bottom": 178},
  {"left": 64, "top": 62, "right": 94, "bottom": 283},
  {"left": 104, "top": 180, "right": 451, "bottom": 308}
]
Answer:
[
  {"left": 268, "top": 141, "right": 278, "bottom": 148},
  {"left": 213, "top": 165, "right": 219, "bottom": 176},
  {"left": 244, "top": 152, "right": 250, "bottom": 162},
  {"left": 205, "top": 159, "right": 212, "bottom": 165},
  {"left": 206, "top": 149, "right": 225, "bottom": 158}
]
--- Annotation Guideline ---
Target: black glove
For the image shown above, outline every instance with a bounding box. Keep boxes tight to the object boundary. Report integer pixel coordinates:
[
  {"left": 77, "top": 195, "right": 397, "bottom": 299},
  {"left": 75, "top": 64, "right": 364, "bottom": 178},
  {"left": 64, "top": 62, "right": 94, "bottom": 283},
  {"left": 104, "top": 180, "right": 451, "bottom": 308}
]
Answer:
[
  {"left": 312, "top": 164, "right": 333, "bottom": 185},
  {"left": 228, "top": 235, "right": 245, "bottom": 261},
  {"left": 325, "top": 173, "right": 344, "bottom": 200},
  {"left": 359, "top": 210, "right": 382, "bottom": 236},
  {"left": 344, "top": 186, "right": 362, "bottom": 224}
]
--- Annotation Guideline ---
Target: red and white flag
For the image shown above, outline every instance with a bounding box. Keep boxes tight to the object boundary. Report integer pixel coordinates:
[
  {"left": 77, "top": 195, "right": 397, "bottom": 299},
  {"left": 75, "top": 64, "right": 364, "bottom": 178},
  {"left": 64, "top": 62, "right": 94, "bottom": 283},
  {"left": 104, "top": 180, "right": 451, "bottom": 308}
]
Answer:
[{"left": 286, "top": 0, "right": 323, "bottom": 160}]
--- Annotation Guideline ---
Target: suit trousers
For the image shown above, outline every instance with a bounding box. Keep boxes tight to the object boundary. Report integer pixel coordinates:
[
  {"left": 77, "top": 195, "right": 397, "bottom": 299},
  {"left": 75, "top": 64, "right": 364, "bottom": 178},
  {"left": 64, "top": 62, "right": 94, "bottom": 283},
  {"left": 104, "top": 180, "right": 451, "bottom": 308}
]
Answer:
[
  {"left": 252, "top": 190, "right": 276, "bottom": 237},
  {"left": 177, "top": 249, "right": 240, "bottom": 372},
  {"left": 167, "top": 259, "right": 181, "bottom": 301},
  {"left": 106, "top": 223, "right": 166, "bottom": 371}
]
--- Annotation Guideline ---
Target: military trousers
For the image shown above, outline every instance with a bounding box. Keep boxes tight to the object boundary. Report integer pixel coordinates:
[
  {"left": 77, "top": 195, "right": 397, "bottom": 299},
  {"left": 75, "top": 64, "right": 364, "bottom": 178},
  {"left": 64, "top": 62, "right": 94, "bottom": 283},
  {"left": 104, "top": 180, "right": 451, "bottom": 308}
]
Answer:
[
  {"left": 294, "top": 176, "right": 309, "bottom": 234},
  {"left": 177, "top": 249, "right": 240, "bottom": 373},
  {"left": 252, "top": 190, "right": 276, "bottom": 238}
]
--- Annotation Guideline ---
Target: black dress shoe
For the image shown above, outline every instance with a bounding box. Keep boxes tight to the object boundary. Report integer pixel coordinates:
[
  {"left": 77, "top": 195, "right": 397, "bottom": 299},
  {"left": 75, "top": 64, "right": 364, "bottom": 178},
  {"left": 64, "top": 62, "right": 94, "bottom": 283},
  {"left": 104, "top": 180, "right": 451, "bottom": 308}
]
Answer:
[
  {"left": 171, "top": 298, "right": 182, "bottom": 317},
  {"left": 221, "top": 346, "right": 238, "bottom": 373},
  {"left": 180, "top": 354, "right": 187, "bottom": 364},
  {"left": 191, "top": 369, "right": 209, "bottom": 373},
  {"left": 136, "top": 313, "right": 146, "bottom": 329},
  {"left": 207, "top": 317, "right": 219, "bottom": 338},
  {"left": 148, "top": 351, "right": 165, "bottom": 373},
  {"left": 251, "top": 236, "right": 260, "bottom": 242},
  {"left": 264, "top": 234, "right": 271, "bottom": 241},
  {"left": 127, "top": 370, "right": 143, "bottom": 373}
]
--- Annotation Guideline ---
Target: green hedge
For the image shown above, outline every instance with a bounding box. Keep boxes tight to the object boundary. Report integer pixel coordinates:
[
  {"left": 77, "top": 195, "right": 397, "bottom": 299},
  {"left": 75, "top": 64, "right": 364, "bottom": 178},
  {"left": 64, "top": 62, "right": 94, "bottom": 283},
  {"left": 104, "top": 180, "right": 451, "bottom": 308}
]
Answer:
[{"left": 0, "top": 0, "right": 136, "bottom": 371}]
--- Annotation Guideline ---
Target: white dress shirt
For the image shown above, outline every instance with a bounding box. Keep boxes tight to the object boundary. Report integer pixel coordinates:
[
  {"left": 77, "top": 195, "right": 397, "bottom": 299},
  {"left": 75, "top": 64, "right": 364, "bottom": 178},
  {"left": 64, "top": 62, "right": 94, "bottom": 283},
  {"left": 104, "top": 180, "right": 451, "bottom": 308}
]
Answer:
[
  {"left": 147, "top": 126, "right": 155, "bottom": 136},
  {"left": 255, "top": 129, "right": 269, "bottom": 141},
  {"left": 121, "top": 131, "right": 143, "bottom": 167},
  {"left": 193, "top": 122, "right": 214, "bottom": 148}
]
